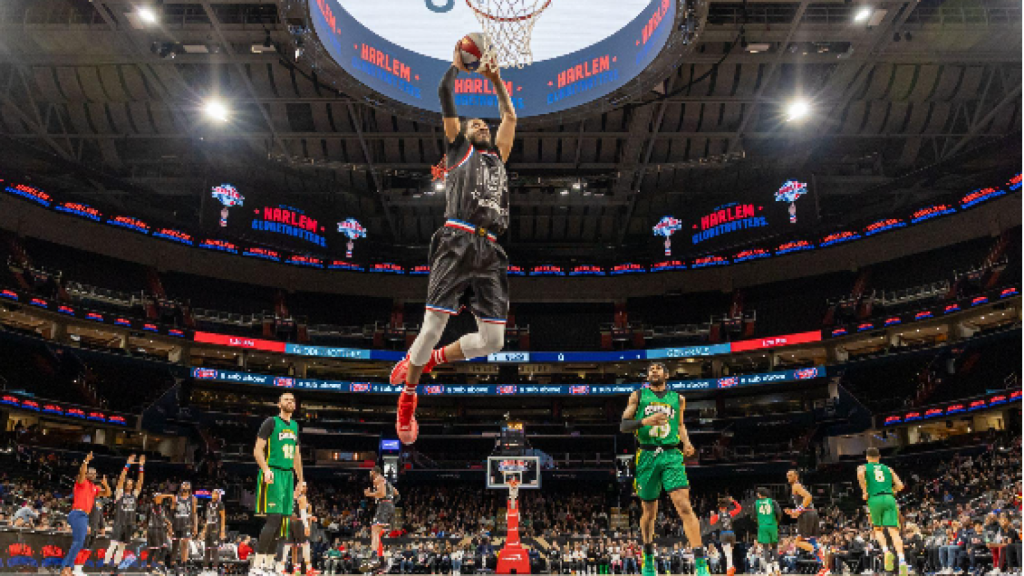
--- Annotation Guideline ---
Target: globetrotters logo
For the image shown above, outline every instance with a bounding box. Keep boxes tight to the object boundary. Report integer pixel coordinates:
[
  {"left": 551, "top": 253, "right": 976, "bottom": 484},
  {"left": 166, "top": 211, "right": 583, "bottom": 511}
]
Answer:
[
  {"left": 569, "top": 385, "right": 590, "bottom": 395},
  {"left": 193, "top": 368, "right": 218, "bottom": 379},
  {"left": 718, "top": 377, "right": 739, "bottom": 388},
  {"left": 497, "top": 385, "right": 517, "bottom": 395},
  {"left": 423, "top": 385, "right": 444, "bottom": 395},
  {"left": 274, "top": 377, "right": 294, "bottom": 388},
  {"left": 795, "top": 367, "right": 819, "bottom": 380},
  {"left": 351, "top": 383, "right": 370, "bottom": 392},
  {"left": 9, "top": 543, "right": 38, "bottom": 568}
]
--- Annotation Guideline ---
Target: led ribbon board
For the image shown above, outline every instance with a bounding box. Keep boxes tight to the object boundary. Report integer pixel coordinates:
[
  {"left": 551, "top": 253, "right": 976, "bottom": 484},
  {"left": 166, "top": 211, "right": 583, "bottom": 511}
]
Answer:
[{"left": 309, "top": 0, "right": 675, "bottom": 118}]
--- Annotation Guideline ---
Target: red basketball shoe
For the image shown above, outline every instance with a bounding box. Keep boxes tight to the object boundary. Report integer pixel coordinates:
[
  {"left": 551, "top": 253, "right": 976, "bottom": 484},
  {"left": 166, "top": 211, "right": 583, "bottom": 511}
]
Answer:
[{"left": 396, "top": 392, "right": 419, "bottom": 444}]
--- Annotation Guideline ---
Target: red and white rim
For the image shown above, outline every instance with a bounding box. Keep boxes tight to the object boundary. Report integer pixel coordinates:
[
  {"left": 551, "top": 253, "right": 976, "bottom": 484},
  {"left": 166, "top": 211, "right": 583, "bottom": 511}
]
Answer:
[{"left": 465, "top": 0, "right": 552, "bottom": 23}]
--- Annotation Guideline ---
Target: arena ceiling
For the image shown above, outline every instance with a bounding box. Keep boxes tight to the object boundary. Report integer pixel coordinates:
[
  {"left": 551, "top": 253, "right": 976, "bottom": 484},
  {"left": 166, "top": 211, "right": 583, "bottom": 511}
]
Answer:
[{"left": 0, "top": 0, "right": 1020, "bottom": 261}]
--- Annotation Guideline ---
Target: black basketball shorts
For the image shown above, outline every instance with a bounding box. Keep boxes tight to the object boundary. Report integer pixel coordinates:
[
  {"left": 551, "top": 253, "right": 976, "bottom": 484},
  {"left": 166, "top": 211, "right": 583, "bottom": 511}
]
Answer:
[{"left": 424, "top": 224, "right": 509, "bottom": 323}]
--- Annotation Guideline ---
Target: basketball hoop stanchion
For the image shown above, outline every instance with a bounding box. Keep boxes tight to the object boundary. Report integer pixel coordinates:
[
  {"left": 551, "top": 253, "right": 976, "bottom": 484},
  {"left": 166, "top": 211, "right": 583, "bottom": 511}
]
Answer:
[{"left": 496, "top": 476, "right": 531, "bottom": 574}]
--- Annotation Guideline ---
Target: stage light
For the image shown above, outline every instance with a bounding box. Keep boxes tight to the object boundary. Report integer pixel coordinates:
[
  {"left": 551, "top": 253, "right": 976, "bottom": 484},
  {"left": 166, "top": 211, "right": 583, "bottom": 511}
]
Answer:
[
  {"left": 785, "top": 99, "right": 810, "bottom": 121},
  {"left": 854, "top": 7, "right": 872, "bottom": 22},
  {"left": 204, "top": 100, "right": 229, "bottom": 122},
  {"left": 433, "top": 181, "right": 445, "bottom": 193},
  {"left": 559, "top": 189, "right": 569, "bottom": 196},
  {"left": 137, "top": 6, "right": 158, "bottom": 24}
]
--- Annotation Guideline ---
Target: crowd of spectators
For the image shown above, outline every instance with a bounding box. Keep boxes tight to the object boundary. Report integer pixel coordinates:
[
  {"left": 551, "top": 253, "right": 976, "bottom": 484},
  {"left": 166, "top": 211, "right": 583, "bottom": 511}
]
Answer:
[
  {"left": 819, "top": 434, "right": 1022, "bottom": 576},
  {"left": 0, "top": 431, "right": 1019, "bottom": 575}
]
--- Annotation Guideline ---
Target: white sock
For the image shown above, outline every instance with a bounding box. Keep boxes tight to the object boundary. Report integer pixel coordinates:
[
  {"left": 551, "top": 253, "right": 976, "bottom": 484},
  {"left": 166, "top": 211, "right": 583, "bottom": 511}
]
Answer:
[
  {"left": 103, "top": 544, "right": 117, "bottom": 566},
  {"left": 113, "top": 546, "right": 125, "bottom": 567}
]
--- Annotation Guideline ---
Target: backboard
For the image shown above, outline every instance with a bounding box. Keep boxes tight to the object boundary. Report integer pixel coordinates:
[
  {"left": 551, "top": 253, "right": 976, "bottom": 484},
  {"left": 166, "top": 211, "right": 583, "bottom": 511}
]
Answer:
[{"left": 486, "top": 455, "right": 541, "bottom": 490}]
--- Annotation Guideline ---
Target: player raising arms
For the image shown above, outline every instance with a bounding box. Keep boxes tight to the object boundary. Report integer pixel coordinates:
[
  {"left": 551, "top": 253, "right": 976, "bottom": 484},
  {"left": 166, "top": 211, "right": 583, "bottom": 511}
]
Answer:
[
  {"left": 366, "top": 466, "right": 400, "bottom": 574},
  {"left": 785, "top": 470, "right": 829, "bottom": 576},
  {"left": 102, "top": 454, "right": 145, "bottom": 572},
  {"left": 391, "top": 41, "right": 517, "bottom": 444},
  {"left": 251, "top": 392, "right": 304, "bottom": 576},
  {"left": 621, "top": 362, "right": 710, "bottom": 576},
  {"left": 858, "top": 447, "right": 908, "bottom": 575}
]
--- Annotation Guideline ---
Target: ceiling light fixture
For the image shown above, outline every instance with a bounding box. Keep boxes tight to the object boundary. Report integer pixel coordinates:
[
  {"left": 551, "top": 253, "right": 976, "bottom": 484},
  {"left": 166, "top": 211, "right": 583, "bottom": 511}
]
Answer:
[
  {"left": 137, "top": 6, "right": 158, "bottom": 24},
  {"left": 204, "top": 99, "right": 229, "bottom": 122},
  {"left": 785, "top": 99, "right": 810, "bottom": 121}
]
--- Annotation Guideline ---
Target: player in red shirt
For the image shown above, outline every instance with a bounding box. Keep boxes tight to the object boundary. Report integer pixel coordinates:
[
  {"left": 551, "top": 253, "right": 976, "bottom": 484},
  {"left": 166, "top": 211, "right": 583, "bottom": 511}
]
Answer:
[{"left": 62, "top": 452, "right": 106, "bottom": 576}]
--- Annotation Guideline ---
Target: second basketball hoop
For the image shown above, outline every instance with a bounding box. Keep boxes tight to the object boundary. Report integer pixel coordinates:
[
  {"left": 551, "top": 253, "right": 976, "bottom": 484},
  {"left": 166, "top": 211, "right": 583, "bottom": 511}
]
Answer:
[{"left": 465, "top": 0, "right": 552, "bottom": 68}]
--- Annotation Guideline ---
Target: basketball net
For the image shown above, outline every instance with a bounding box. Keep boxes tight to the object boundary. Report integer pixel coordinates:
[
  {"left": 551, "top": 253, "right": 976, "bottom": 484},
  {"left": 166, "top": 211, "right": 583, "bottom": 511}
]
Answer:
[
  {"left": 507, "top": 475, "right": 521, "bottom": 502},
  {"left": 466, "top": 0, "right": 551, "bottom": 69}
]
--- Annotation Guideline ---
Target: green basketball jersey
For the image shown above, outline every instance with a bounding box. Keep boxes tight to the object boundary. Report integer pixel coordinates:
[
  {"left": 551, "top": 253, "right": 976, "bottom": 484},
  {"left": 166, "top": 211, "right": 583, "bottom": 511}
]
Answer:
[
  {"left": 634, "top": 387, "right": 681, "bottom": 446},
  {"left": 266, "top": 417, "right": 299, "bottom": 469},
  {"left": 864, "top": 462, "right": 894, "bottom": 496},
  {"left": 756, "top": 498, "right": 778, "bottom": 529}
]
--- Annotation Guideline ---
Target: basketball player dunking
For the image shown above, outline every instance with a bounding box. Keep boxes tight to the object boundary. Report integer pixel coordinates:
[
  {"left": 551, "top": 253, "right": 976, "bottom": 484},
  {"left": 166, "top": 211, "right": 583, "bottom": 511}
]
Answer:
[{"left": 390, "top": 44, "right": 517, "bottom": 444}]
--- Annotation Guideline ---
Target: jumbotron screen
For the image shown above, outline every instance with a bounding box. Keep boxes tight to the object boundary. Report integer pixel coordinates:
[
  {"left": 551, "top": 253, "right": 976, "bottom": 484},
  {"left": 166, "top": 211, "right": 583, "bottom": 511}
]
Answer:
[{"left": 309, "top": 0, "right": 676, "bottom": 118}]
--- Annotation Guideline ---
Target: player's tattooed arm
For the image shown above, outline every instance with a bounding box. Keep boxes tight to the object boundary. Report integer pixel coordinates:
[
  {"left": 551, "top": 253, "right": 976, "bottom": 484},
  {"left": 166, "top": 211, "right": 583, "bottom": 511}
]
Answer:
[
  {"left": 481, "top": 66, "right": 517, "bottom": 162},
  {"left": 440, "top": 54, "right": 463, "bottom": 142},
  {"left": 856, "top": 465, "right": 868, "bottom": 500}
]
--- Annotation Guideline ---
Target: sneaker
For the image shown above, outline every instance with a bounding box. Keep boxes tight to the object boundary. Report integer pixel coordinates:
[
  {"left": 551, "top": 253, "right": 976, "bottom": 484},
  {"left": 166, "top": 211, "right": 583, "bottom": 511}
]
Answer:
[
  {"left": 396, "top": 392, "right": 419, "bottom": 444},
  {"left": 886, "top": 552, "right": 895, "bottom": 572},
  {"left": 899, "top": 563, "right": 908, "bottom": 576},
  {"left": 390, "top": 356, "right": 410, "bottom": 385},
  {"left": 816, "top": 568, "right": 830, "bottom": 576},
  {"left": 728, "top": 567, "right": 737, "bottom": 576},
  {"left": 640, "top": 553, "right": 657, "bottom": 576},
  {"left": 695, "top": 558, "right": 711, "bottom": 576}
]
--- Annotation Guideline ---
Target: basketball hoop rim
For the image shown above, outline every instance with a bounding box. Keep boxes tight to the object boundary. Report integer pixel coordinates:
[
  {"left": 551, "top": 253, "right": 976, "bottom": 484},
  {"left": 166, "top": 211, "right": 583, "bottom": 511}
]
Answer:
[{"left": 465, "top": 0, "right": 552, "bottom": 23}]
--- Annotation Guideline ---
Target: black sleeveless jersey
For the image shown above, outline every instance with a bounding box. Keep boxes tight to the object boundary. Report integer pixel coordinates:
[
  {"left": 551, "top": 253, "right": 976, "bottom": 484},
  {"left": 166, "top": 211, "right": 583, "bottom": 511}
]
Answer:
[
  {"left": 148, "top": 501, "right": 167, "bottom": 528},
  {"left": 173, "top": 494, "right": 193, "bottom": 521},
  {"left": 115, "top": 491, "right": 138, "bottom": 526},
  {"left": 204, "top": 500, "right": 223, "bottom": 530},
  {"left": 793, "top": 489, "right": 815, "bottom": 510},
  {"left": 444, "top": 133, "right": 509, "bottom": 235}
]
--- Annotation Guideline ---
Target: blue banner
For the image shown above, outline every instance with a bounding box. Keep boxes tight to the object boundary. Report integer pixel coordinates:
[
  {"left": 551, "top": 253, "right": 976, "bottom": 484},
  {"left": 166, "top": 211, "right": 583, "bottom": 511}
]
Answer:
[{"left": 190, "top": 365, "right": 826, "bottom": 395}]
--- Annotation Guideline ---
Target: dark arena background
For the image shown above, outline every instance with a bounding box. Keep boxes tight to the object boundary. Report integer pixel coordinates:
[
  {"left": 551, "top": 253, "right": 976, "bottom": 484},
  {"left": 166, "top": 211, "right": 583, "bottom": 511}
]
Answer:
[{"left": 0, "top": 0, "right": 1020, "bottom": 574}]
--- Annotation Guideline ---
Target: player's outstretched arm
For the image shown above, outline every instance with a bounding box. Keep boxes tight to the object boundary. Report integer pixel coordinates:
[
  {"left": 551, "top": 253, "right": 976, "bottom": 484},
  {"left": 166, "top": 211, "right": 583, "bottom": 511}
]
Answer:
[
  {"left": 481, "top": 66, "right": 517, "bottom": 162},
  {"left": 116, "top": 454, "right": 134, "bottom": 495},
  {"left": 440, "top": 51, "right": 465, "bottom": 143}
]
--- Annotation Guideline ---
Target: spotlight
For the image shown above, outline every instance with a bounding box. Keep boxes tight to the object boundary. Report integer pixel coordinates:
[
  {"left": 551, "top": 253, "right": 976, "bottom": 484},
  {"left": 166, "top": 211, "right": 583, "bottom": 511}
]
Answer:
[
  {"left": 204, "top": 99, "right": 229, "bottom": 122},
  {"left": 137, "top": 6, "right": 158, "bottom": 24},
  {"left": 433, "top": 181, "right": 445, "bottom": 193},
  {"left": 854, "top": 7, "right": 872, "bottom": 22},
  {"left": 559, "top": 189, "right": 569, "bottom": 196},
  {"left": 785, "top": 99, "right": 810, "bottom": 121}
]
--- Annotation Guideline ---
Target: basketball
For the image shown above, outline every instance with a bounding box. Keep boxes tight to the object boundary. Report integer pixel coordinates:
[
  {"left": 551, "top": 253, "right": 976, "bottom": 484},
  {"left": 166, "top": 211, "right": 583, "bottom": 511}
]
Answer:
[{"left": 457, "top": 32, "right": 489, "bottom": 72}]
